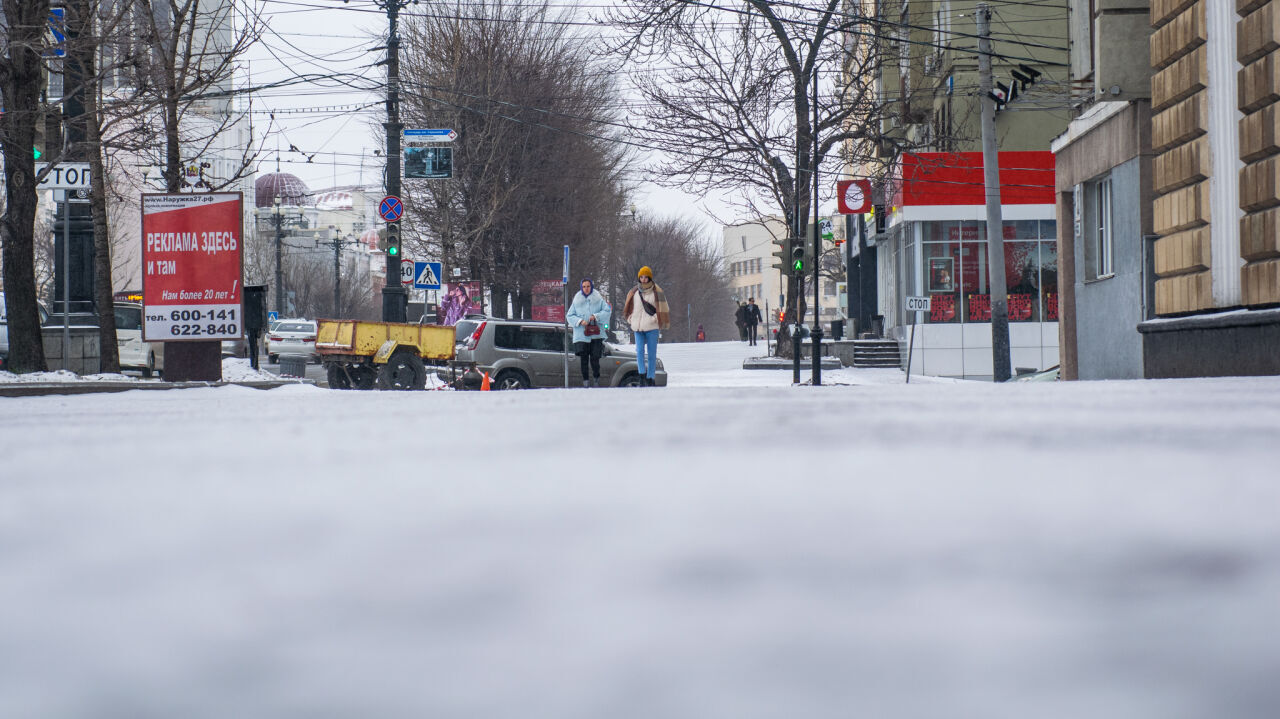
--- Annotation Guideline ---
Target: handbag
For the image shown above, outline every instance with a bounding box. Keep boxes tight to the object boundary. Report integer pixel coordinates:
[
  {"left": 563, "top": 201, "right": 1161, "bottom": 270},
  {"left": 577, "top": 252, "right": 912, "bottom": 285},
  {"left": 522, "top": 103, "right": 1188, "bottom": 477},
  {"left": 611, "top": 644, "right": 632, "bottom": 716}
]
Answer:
[
  {"left": 640, "top": 293, "right": 658, "bottom": 317},
  {"left": 584, "top": 319, "right": 600, "bottom": 336}
]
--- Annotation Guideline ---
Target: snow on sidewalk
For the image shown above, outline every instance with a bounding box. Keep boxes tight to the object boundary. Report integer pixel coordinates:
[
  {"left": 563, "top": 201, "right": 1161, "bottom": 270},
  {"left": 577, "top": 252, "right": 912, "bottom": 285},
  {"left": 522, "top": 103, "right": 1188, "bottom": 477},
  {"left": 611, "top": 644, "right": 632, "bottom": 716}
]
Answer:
[{"left": 0, "top": 349, "right": 1278, "bottom": 718}]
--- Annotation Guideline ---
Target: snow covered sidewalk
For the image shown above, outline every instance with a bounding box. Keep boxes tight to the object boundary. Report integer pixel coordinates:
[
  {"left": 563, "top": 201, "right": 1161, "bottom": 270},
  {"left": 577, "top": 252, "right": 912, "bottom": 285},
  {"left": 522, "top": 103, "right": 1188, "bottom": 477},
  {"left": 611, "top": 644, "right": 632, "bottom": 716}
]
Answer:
[{"left": 1, "top": 349, "right": 1278, "bottom": 718}]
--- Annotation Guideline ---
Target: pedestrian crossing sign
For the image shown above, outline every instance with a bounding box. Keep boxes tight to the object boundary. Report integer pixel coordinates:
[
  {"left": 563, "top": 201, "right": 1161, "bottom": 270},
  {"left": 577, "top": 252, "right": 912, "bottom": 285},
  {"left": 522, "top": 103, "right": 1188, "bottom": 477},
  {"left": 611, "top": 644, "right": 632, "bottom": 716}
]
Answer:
[{"left": 413, "top": 261, "right": 442, "bottom": 290}]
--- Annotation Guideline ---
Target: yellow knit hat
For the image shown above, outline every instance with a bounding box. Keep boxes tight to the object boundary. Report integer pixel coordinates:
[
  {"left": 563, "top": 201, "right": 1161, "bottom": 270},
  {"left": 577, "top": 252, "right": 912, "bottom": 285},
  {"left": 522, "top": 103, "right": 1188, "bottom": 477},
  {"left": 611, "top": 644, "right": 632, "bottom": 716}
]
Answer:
[{"left": 638, "top": 266, "right": 653, "bottom": 279}]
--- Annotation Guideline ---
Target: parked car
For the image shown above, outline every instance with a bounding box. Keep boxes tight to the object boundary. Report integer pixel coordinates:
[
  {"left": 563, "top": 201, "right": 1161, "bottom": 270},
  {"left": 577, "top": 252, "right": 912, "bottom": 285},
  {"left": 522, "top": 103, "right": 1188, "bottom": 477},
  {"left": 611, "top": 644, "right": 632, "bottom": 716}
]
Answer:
[
  {"left": 453, "top": 316, "right": 667, "bottom": 389},
  {"left": 266, "top": 319, "right": 319, "bottom": 364},
  {"left": 113, "top": 302, "right": 165, "bottom": 378},
  {"left": 0, "top": 292, "right": 50, "bottom": 372}
]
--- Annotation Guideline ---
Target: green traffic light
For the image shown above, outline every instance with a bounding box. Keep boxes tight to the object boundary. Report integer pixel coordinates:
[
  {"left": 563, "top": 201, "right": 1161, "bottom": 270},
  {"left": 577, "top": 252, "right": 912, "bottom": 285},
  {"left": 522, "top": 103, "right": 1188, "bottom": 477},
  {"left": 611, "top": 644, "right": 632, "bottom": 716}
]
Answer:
[
  {"left": 33, "top": 148, "right": 41, "bottom": 160},
  {"left": 793, "top": 259, "right": 804, "bottom": 272},
  {"left": 388, "top": 245, "right": 398, "bottom": 256}
]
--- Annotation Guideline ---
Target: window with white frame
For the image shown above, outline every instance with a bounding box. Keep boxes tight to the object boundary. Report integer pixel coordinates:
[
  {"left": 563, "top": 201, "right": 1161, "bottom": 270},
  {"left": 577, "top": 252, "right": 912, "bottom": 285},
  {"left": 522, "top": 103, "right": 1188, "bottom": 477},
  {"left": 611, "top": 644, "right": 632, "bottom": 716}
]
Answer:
[{"left": 1085, "top": 176, "right": 1113, "bottom": 280}]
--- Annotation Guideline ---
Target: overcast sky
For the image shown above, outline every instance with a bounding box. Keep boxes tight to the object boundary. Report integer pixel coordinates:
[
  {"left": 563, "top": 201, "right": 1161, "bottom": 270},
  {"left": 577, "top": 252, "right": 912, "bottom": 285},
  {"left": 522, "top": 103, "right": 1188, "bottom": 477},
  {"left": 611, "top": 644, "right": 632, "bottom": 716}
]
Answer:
[{"left": 245, "top": 0, "right": 737, "bottom": 233}]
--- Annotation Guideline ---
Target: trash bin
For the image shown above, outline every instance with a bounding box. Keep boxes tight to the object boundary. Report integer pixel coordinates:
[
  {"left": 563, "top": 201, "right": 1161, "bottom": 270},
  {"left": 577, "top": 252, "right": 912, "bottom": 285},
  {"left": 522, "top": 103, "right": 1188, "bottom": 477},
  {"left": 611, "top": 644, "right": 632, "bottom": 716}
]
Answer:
[
  {"left": 830, "top": 320, "right": 844, "bottom": 341},
  {"left": 279, "top": 353, "right": 308, "bottom": 378}
]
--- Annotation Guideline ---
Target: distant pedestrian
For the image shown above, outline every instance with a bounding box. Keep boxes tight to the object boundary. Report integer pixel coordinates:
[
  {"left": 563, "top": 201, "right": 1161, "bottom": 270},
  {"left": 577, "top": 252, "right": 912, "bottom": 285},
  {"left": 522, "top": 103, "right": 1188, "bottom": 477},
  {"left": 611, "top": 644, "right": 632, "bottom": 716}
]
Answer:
[
  {"left": 744, "top": 297, "right": 763, "bottom": 346},
  {"left": 696, "top": 324, "right": 706, "bottom": 342},
  {"left": 566, "top": 277, "right": 611, "bottom": 387},
  {"left": 624, "top": 266, "right": 670, "bottom": 386},
  {"left": 735, "top": 302, "right": 748, "bottom": 341}
]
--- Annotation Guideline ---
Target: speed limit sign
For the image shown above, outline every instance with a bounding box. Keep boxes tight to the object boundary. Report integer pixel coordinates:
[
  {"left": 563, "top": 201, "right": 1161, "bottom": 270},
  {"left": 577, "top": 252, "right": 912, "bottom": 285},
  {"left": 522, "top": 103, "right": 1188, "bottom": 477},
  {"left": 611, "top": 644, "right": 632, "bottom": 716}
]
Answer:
[{"left": 400, "top": 259, "right": 415, "bottom": 287}]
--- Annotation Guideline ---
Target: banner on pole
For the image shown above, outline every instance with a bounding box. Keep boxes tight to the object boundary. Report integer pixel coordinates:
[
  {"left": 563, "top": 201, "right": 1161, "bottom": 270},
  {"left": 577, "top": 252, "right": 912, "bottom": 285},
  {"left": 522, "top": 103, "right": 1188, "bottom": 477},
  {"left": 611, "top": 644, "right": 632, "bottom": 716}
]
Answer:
[{"left": 141, "top": 193, "right": 244, "bottom": 341}]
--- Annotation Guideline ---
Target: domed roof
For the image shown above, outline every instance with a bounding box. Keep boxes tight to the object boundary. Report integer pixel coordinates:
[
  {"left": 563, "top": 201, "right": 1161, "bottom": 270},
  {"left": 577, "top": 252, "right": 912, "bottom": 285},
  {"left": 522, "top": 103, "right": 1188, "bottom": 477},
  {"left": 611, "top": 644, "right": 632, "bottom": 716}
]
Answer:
[
  {"left": 359, "top": 227, "right": 381, "bottom": 250},
  {"left": 254, "top": 172, "right": 311, "bottom": 208}
]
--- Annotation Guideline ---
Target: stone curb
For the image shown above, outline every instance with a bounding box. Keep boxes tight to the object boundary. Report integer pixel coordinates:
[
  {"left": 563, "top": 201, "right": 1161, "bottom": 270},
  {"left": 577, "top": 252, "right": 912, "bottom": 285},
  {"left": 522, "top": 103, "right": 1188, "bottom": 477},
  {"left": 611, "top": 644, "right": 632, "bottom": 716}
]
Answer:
[{"left": 0, "top": 379, "right": 317, "bottom": 398}]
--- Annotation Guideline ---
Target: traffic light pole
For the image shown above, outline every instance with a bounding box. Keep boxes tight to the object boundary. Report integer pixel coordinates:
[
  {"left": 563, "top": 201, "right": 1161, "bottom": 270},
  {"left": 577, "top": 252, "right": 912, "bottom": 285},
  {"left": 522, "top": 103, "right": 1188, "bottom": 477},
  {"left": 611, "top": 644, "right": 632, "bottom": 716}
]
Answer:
[
  {"left": 810, "top": 66, "right": 823, "bottom": 386},
  {"left": 380, "top": 0, "right": 408, "bottom": 323}
]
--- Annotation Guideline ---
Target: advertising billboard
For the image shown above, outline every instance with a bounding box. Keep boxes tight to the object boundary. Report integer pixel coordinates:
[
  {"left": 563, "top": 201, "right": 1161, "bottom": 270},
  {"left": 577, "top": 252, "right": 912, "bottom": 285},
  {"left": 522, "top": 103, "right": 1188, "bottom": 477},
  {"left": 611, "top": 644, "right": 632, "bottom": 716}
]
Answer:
[
  {"left": 532, "top": 279, "right": 565, "bottom": 322},
  {"left": 141, "top": 193, "right": 244, "bottom": 341}
]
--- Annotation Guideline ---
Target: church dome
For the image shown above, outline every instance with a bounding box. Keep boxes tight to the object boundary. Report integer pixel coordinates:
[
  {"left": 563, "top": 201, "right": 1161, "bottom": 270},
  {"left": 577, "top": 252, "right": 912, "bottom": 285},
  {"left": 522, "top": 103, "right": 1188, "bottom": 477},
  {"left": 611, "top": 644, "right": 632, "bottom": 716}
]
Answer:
[{"left": 255, "top": 172, "right": 311, "bottom": 208}]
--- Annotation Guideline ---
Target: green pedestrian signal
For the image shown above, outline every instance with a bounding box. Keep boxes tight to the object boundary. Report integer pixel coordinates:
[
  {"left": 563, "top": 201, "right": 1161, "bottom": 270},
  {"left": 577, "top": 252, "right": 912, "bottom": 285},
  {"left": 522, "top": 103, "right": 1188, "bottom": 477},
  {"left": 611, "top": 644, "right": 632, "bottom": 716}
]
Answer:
[
  {"left": 33, "top": 147, "right": 41, "bottom": 160},
  {"left": 791, "top": 246, "right": 805, "bottom": 272}
]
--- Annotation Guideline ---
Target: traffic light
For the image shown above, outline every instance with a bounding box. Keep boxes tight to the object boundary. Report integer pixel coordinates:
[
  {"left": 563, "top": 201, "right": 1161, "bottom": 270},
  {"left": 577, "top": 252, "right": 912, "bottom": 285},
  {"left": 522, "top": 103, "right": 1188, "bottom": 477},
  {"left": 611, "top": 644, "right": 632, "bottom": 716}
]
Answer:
[
  {"left": 791, "top": 245, "right": 805, "bottom": 272},
  {"left": 770, "top": 235, "right": 794, "bottom": 272},
  {"left": 385, "top": 223, "right": 401, "bottom": 257}
]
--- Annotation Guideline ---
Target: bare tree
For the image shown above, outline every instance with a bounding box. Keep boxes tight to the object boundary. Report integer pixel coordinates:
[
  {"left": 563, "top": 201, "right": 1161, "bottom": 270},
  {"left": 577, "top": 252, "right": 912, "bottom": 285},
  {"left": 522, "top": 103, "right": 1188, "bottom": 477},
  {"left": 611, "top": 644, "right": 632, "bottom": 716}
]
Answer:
[
  {"left": 1, "top": 0, "right": 53, "bottom": 372},
  {"left": 611, "top": 215, "right": 736, "bottom": 342},
  {"left": 606, "top": 0, "right": 901, "bottom": 354},
  {"left": 398, "top": 0, "right": 630, "bottom": 317}
]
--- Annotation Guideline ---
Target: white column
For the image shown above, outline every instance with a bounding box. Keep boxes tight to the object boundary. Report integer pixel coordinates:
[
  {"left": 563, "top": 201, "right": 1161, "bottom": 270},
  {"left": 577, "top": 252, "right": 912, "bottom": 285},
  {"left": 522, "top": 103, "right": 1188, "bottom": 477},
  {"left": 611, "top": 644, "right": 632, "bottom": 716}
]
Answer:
[{"left": 1206, "top": 1, "right": 1244, "bottom": 306}]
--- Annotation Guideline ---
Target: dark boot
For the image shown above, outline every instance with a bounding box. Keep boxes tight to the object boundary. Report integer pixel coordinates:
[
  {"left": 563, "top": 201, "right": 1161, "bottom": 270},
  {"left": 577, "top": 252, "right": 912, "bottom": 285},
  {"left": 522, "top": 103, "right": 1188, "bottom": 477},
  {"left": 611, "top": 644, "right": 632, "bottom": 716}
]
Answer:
[{"left": 645, "top": 377, "right": 656, "bottom": 387}]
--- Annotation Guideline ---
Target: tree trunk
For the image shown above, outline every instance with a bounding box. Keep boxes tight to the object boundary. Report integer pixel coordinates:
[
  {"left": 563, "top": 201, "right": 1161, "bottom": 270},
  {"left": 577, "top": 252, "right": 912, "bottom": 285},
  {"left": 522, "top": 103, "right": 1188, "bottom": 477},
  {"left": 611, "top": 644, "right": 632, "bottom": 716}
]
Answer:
[
  {"left": 77, "top": 4, "right": 121, "bottom": 373},
  {"left": 1, "top": 0, "right": 52, "bottom": 373}
]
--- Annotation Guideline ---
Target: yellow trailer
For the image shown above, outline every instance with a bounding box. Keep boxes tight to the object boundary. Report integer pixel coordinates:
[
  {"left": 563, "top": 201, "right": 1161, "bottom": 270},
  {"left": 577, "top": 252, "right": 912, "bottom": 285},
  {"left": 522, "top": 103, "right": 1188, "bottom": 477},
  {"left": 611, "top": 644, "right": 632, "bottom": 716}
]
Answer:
[{"left": 315, "top": 318, "right": 455, "bottom": 390}]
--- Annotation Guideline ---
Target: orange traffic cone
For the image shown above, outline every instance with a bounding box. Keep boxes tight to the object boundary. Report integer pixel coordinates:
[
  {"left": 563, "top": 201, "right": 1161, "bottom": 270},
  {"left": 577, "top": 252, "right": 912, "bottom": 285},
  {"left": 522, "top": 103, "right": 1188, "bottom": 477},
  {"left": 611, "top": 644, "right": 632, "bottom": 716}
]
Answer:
[{"left": 481, "top": 371, "right": 491, "bottom": 391}]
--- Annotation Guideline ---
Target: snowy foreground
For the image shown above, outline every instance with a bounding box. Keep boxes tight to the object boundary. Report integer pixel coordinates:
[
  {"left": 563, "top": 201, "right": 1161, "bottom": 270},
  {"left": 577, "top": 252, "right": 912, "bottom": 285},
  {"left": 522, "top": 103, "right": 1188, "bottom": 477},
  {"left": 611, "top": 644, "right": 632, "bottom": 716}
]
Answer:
[{"left": 2, "top": 341, "right": 1279, "bottom": 718}]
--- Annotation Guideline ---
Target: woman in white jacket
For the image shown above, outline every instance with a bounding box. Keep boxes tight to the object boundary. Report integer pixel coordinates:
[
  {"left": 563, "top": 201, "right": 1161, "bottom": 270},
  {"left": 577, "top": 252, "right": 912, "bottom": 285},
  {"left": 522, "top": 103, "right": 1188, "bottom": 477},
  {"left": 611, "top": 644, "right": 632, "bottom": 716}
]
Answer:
[{"left": 566, "top": 277, "right": 611, "bottom": 387}]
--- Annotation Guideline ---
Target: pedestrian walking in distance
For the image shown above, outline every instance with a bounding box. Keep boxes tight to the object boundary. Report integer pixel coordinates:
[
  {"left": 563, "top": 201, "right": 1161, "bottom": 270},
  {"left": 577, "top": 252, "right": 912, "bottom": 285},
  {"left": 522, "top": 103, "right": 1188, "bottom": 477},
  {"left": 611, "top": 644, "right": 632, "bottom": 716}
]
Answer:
[
  {"left": 744, "top": 297, "right": 763, "bottom": 346},
  {"left": 624, "top": 266, "right": 670, "bottom": 386},
  {"left": 567, "top": 277, "right": 611, "bottom": 387},
  {"left": 735, "top": 302, "right": 748, "bottom": 341}
]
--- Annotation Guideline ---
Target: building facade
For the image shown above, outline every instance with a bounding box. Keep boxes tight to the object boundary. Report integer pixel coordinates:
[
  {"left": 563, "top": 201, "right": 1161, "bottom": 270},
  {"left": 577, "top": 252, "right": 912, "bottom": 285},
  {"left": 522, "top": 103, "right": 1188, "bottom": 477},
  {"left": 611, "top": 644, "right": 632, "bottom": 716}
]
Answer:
[{"left": 863, "top": 0, "right": 1070, "bottom": 379}]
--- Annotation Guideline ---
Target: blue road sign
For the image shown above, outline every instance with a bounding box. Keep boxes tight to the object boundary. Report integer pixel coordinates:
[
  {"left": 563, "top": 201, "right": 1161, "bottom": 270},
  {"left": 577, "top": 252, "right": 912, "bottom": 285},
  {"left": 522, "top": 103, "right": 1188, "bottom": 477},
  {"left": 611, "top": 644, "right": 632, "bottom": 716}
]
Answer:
[
  {"left": 413, "top": 261, "right": 443, "bottom": 290},
  {"left": 47, "top": 8, "right": 66, "bottom": 58},
  {"left": 268, "top": 311, "right": 279, "bottom": 322},
  {"left": 405, "top": 129, "right": 457, "bottom": 140},
  {"left": 378, "top": 195, "right": 403, "bottom": 223}
]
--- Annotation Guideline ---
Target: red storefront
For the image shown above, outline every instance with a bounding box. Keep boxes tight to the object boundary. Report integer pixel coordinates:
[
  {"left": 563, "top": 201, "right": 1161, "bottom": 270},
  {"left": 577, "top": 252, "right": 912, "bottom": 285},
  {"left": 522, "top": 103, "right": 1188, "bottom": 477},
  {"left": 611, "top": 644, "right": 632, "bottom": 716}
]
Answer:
[{"left": 882, "top": 152, "right": 1059, "bottom": 379}]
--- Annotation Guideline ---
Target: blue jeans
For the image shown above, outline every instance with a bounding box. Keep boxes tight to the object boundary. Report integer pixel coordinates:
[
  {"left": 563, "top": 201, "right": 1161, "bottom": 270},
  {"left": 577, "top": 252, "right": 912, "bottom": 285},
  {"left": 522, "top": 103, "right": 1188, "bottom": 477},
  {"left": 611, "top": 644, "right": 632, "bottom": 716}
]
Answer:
[{"left": 635, "top": 330, "right": 659, "bottom": 378}]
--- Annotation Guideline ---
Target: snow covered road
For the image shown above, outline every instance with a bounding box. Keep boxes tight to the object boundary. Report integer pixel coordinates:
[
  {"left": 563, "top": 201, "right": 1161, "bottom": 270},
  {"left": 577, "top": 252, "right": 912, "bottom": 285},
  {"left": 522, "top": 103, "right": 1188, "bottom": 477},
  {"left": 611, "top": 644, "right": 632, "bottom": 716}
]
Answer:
[{"left": 2, "top": 342, "right": 1278, "bottom": 718}]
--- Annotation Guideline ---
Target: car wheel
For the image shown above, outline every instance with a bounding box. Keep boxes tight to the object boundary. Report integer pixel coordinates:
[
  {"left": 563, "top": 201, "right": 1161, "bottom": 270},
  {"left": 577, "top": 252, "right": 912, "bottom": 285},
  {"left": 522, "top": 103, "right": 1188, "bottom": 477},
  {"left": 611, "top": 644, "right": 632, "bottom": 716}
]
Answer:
[
  {"left": 142, "top": 353, "right": 155, "bottom": 379},
  {"left": 269, "top": 353, "right": 278, "bottom": 364},
  {"left": 377, "top": 351, "right": 426, "bottom": 390},
  {"left": 494, "top": 369, "right": 530, "bottom": 390},
  {"left": 618, "top": 372, "right": 644, "bottom": 388},
  {"left": 326, "top": 363, "right": 352, "bottom": 390}
]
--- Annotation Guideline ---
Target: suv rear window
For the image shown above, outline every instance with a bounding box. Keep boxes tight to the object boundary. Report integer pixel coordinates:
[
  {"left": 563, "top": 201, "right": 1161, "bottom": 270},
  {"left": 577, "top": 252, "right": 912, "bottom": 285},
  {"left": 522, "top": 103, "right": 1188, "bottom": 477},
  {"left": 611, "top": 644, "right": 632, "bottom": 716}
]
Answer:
[
  {"left": 454, "top": 320, "right": 479, "bottom": 343},
  {"left": 494, "top": 324, "right": 565, "bottom": 352},
  {"left": 277, "top": 322, "right": 314, "bottom": 333}
]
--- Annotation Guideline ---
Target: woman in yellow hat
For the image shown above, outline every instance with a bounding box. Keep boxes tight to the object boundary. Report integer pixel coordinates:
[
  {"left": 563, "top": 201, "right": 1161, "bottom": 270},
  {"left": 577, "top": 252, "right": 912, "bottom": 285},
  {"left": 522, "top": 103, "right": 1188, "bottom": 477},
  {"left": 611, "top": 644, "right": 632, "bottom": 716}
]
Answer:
[{"left": 623, "top": 266, "right": 669, "bottom": 386}]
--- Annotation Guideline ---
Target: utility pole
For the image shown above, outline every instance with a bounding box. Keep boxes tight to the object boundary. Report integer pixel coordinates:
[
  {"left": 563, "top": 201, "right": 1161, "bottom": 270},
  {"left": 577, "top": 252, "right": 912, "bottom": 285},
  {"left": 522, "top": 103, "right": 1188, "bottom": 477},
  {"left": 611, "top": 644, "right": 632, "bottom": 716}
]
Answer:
[
  {"left": 811, "top": 65, "right": 823, "bottom": 386},
  {"left": 977, "top": 3, "right": 1012, "bottom": 382},
  {"left": 379, "top": 0, "right": 410, "bottom": 323},
  {"left": 274, "top": 197, "right": 284, "bottom": 316},
  {"left": 332, "top": 226, "right": 341, "bottom": 317}
]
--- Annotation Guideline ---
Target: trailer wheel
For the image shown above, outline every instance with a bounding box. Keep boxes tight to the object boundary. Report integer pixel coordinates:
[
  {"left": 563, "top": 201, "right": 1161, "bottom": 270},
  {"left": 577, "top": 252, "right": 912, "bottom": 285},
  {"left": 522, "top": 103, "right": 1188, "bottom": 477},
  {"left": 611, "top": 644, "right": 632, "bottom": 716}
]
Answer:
[
  {"left": 377, "top": 351, "right": 426, "bottom": 390},
  {"left": 351, "top": 365, "right": 377, "bottom": 390},
  {"left": 327, "top": 363, "right": 352, "bottom": 389}
]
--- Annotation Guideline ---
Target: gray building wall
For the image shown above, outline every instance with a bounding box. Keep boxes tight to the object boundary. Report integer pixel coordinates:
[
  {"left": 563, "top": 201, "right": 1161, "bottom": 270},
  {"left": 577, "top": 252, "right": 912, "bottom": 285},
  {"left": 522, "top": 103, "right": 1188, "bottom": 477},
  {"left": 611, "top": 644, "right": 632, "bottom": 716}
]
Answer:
[{"left": 1073, "top": 156, "right": 1146, "bottom": 380}]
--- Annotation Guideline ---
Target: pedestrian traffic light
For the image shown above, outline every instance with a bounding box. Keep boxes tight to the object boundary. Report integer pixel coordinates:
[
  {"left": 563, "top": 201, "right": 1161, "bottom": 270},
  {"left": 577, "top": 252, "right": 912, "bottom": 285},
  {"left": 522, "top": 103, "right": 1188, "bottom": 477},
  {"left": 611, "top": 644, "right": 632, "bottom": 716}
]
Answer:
[
  {"left": 791, "top": 245, "right": 805, "bottom": 272},
  {"left": 385, "top": 223, "right": 401, "bottom": 257}
]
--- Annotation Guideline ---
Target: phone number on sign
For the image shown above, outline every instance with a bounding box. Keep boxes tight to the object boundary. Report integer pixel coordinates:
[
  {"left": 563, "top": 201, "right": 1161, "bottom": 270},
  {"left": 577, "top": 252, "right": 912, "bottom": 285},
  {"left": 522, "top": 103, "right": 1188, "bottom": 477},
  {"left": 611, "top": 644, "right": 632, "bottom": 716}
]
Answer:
[
  {"left": 151, "top": 309, "right": 238, "bottom": 322},
  {"left": 168, "top": 323, "right": 239, "bottom": 337}
]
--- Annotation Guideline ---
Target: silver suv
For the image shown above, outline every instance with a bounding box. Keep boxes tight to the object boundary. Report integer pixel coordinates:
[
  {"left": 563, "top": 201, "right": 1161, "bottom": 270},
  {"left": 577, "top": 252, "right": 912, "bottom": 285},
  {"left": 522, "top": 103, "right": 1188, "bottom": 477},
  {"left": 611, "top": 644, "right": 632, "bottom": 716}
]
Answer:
[
  {"left": 0, "top": 292, "right": 50, "bottom": 372},
  {"left": 452, "top": 316, "right": 667, "bottom": 389}
]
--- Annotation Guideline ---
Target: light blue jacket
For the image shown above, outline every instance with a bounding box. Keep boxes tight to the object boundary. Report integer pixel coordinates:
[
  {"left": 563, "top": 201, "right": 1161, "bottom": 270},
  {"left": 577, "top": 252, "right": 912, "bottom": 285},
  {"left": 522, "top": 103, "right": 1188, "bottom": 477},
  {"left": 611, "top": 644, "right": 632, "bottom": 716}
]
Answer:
[{"left": 566, "top": 290, "right": 611, "bottom": 343}]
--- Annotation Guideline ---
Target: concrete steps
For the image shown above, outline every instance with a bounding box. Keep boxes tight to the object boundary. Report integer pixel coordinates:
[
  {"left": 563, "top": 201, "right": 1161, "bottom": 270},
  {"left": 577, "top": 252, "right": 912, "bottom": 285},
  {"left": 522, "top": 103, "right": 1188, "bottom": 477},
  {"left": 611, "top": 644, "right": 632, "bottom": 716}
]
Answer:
[{"left": 852, "top": 339, "right": 901, "bottom": 368}]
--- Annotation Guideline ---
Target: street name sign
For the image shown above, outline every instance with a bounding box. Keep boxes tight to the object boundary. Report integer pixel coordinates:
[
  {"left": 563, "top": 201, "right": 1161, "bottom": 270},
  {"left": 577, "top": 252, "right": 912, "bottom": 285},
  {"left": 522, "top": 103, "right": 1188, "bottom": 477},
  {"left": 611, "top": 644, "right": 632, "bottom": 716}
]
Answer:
[
  {"left": 413, "top": 261, "right": 442, "bottom": 290},
  {"left": 404, "top": 128, "right": 457, "bottom": 141},
  {"left": 141, "top": 193, "right": 244, "bottom": 342}
]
